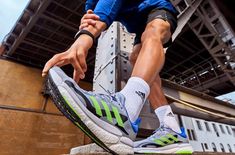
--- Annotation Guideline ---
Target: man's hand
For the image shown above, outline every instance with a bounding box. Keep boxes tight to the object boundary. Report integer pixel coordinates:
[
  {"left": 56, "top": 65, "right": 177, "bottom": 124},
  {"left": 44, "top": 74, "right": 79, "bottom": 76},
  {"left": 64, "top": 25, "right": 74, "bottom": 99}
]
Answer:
[
  {"left": 80, "top": 10, "right": 100, "bottom": 30},
  {"left": 42, "top": 10, "right": 106, "bottom": 83},
  {"left": 42, "top": 35, "right": 93, "bottom": 83}
]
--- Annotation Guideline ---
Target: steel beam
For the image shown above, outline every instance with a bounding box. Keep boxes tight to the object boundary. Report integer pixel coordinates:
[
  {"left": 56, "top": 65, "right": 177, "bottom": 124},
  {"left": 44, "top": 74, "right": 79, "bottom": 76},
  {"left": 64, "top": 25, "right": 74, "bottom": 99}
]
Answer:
[
  {"left": 163, "top": 48, "right": 206, "bottom": 74},
  {"left": 192, "top": 74, "right": 229, "bottom": 91},
  {"left": 188, "top": 0, "right": 235, "bottom": 86},
  {"left": 171, "top": 0, "right": 202, "bottom": 41},
  {"left": 27, "top": 31, "right": 68, "bottom": 47},
  {"left": 17, "top": 46, "right": 50, "bottom": 58},
  {"left": 33, "top": 24, "right": 74, "bottom": 42},
  {"left": 7, "top": 0, "right": 53, "bottom": 55},
  {"left": 52, "top": 1, "right": 83, "bottom": 18},
  {"left": 40, "top": 14, "right": 78, "bottom": 32},
  {"left": 22, "top": 40, "right": 59, "bottom": 54}
]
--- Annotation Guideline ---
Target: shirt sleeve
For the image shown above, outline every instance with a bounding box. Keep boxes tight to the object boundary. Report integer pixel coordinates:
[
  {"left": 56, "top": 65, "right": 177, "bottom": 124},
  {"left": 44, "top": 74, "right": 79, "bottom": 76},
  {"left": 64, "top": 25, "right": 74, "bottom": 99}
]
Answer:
[
  {"left": 93, "top": 0, "right": 123, "bottom": 27},
  {"left": 85, "top": 0, "right": 99, "bottom": 11}
]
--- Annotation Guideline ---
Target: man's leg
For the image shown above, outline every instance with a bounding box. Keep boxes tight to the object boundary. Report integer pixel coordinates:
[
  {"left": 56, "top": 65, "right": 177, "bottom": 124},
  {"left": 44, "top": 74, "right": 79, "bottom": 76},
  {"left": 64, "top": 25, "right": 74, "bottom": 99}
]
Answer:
[
  {"left": 131, "top": 19, "right": 170, "bottom": 84},
  {"left": 129, "top": 44, "right": 168, "bottom": 110},
  {"left": 120, "top": 18, "right": 171, "bottom": 124},
  {"left": 130, "top": 18, "right": 192, "bottom": 154},
  {"left": 130, "top": 43, "right": 180, "bottom": 132}
]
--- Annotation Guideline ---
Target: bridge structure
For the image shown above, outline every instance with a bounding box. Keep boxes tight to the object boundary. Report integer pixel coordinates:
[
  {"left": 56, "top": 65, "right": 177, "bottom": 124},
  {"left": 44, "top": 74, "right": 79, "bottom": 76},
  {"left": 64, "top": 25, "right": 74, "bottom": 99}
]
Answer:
[{"left": 1, "top": 0, "right": 235, "bottom": 154}]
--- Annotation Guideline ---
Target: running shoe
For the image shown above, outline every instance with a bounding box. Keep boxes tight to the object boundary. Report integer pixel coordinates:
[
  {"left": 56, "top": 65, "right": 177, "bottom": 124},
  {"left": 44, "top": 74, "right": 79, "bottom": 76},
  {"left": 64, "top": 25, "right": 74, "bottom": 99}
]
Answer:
[
  {"left": 46, "top": 66, "right": 138, "bottom": 154},
  {"left": 134, "top": 125, "right": 193, "bottom": 154}
]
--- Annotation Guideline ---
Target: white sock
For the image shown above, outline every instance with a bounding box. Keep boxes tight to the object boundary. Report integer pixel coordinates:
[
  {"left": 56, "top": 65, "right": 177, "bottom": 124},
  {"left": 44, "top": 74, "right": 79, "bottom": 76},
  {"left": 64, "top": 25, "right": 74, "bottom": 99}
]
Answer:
[
  {"left": 120, "top": 77, "right": 150, "bottom": 122},
  {"left": 155, "top": 105, "right": 181, "bottom": 133}
]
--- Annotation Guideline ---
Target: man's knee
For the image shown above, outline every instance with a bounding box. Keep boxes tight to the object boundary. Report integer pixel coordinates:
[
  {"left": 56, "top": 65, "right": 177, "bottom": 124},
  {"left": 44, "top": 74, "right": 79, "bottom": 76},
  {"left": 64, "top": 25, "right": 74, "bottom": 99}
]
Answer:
[{"left": 141, "top": 19, "right": 171, "bottom": 44}]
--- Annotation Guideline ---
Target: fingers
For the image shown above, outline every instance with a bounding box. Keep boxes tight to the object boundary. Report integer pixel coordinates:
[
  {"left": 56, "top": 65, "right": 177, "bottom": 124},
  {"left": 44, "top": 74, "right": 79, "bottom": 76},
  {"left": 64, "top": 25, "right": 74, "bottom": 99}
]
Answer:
[
  {"left": 83, "top": 13, "right": 99, "bottom": 20},
  {"left": 76, "top": 51, "right": 87, "bottom": 73},
  {"left": 42, "top": 46, "right": 88, "bottom": 84},
  {"left": 79, "top": 19, "right": 97, "bottom": 30},
  {"left": 79, "top": 22, "right": 88, "bottom": 30},
  {"left": 73, "top": 70, "right": 80, "bottom": 83},
  {"left": 71, "top": 51, "right": 87, "bottom": 82},
  {"left": 55, "top": 59, "right": 70, "bottom": 67},
  {"left": 69, "top": 54, "right": 84, "bottom": 76},
  {"left": 80, "top": 10, "right": 100, "bottom": 30},
  {"left": 87, "top": 9, "right": 93, "bottom": 14},
  {"left": 42, "top": 52, "right": 67, "bottom": 77}
]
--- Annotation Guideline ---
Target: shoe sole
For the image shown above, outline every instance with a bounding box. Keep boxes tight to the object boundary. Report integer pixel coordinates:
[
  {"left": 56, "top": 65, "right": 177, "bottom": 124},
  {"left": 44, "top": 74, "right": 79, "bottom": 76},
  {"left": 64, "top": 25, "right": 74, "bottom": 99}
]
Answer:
[
  {"left": 134, "top": 143, "right": 193, "bottom": 154},
  {"left": 47, "top": 67, "right": 133, "bottom": 154}
]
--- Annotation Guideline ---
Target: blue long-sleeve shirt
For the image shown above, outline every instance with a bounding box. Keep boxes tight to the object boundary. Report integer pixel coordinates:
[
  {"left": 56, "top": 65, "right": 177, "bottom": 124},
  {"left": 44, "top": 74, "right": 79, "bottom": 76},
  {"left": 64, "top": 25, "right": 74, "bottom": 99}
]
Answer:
[{"left": 85, "top": 0, "right": 178, "bottom": 27}]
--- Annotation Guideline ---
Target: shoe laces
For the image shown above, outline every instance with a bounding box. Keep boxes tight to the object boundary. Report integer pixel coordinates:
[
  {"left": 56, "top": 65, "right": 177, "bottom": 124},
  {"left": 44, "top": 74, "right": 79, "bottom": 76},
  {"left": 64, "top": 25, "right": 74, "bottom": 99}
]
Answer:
[
  {"left": 97, "top": 84, "right": 124, "bottom": 110},
  {"left": 149, "top": 125, "right": 168, "bottom": 139},
  {"left": 99, "top": 84, "right": 114, "bottom": 95}
]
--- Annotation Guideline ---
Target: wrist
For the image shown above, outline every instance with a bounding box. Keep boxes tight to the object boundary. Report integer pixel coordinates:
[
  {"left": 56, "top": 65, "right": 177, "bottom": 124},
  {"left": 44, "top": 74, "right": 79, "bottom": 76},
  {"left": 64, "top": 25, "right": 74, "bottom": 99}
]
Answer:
[
  {"left": 72, "top": 34, "right": 93, "bottom": 50},
  {"left": 74, "top": 29, "right": 95, "bottom": 44}
]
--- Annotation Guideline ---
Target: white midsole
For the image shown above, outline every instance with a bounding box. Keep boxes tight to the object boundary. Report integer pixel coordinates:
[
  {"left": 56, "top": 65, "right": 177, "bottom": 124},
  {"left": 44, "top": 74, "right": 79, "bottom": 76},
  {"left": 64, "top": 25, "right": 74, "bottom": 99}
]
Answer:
[
  {"left": 56, "top": 84, "right": 133, "bottom": 154},
  {"left": 50, "top": 67, "right": 134, "bottom": 154}
]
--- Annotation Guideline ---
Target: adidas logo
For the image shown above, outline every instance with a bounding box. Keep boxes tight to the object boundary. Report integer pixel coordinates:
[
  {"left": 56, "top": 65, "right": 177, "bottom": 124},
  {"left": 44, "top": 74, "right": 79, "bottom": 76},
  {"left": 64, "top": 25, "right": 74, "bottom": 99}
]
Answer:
[
  {"left": 135, "top": 91, "right": 145, "bottom": 102},
  {"left": 166, "top": 112, "right": 174, "bottom": 117}
]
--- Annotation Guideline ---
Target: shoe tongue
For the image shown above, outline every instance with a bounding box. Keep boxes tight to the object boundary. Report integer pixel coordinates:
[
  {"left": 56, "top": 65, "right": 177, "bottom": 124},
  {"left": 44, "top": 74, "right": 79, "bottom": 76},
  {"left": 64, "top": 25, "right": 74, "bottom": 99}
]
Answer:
[{"left": 115, "top": 93, "right": 141, "bottom": 133}]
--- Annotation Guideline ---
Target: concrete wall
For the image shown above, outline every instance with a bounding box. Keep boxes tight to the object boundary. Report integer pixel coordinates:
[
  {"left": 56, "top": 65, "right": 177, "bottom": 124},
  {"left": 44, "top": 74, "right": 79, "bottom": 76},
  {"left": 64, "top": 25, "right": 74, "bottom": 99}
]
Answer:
[{"left": 0, "top": 59, "right": 92, "bottom": 155}]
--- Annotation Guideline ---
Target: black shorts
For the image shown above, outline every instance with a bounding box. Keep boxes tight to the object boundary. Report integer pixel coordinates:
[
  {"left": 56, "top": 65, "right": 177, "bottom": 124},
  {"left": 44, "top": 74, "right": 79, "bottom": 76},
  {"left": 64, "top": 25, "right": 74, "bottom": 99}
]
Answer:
[{"left": 134, "top": 9, "right": 178, "bottom": 48}]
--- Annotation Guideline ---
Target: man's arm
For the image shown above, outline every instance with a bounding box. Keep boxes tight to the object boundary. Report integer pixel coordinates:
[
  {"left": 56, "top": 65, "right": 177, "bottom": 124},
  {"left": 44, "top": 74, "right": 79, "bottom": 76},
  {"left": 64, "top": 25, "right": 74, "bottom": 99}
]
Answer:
[
  {"left": 93, "top": 0, "right": 123, "bottom": 27},
  {"left": 42, "top": 0, "right": 123, "bottom": 82},
  {"left": 81, "top": 0, "right": 124, "bottom": 34},
  {"left": 42, "top": 21, "right": 106, "bottom": 82},
  {"left": 85, "top": 0, "right": 99, "bottom": 11}
]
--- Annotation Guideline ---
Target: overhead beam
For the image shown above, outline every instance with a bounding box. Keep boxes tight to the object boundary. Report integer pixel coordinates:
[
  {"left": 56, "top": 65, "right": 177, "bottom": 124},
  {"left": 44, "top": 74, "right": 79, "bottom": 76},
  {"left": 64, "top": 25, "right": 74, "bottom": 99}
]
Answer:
[
  {"left": 192, "top": 74, "right": 229, "bottom": 91},
  {"left": 7, "top": 0, "right": 52, "bottom": 55},
  {"left": 40, "top": 14, "right": 78, "bottom": 32},
  {"left": 33, "top": 24, "right": 74, "bottom": 42},
  {"left": 171, "top": 0, "right": 202, "bottom": 41}
]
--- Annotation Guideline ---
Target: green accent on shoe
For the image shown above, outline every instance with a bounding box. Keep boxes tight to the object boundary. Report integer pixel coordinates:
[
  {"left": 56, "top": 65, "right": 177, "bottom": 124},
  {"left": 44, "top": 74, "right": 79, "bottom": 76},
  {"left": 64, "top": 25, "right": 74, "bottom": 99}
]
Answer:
[
  {"left": 176, "top": 149, "right": 193, "bottom": 154},
  {"left": 153, "top": 139, "right": 166, "bottom": 146},
  {"left": 62, "top": 95, "right": 104, "bottom": 150},
  {"left": 101, "top": 100, "right": 113, "bottom": 123},
  {"left": 159, "top": 136, "right": 174, "bottom": 144},
  {"left": 62, "top": 95, "right": 80, "bottom": 118},
  {"left": 112, "top": 106, "right": 124, "bottom": 127},
  {"left": 166, "top": 134, "right": 179, "bottom": 142},
  {"left": 90, "top": 96, "right": 103, "bottom": 117}
]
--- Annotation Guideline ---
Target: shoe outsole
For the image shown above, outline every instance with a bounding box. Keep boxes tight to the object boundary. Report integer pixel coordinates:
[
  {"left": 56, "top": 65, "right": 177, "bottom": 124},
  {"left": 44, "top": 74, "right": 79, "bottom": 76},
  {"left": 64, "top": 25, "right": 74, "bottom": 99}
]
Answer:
[{"left": 46, "top": 75, "right": 117, "bottom": 155}]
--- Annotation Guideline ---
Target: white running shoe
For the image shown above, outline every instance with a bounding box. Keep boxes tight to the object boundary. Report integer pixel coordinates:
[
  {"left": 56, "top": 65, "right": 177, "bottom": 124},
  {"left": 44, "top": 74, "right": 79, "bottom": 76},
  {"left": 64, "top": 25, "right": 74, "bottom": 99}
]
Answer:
[
  {"left": 47, "top": 66, "right": 141, "bottom": 154},
  {"left": 134, "top": 125, "right": 193, "bottom": 154}
]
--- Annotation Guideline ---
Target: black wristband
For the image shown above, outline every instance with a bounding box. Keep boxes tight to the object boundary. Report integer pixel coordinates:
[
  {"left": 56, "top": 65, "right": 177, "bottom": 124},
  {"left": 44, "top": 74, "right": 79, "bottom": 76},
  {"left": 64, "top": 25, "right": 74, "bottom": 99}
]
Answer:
[{"left": 74, "top": 29, "right": 95, "bottom": 43}]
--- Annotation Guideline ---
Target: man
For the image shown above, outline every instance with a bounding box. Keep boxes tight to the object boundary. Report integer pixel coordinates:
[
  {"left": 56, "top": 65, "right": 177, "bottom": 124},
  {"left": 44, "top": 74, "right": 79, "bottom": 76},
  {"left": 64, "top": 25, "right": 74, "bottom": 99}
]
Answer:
[{"left": 42, "top": 0, "right": 193, "bottom": 154}]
